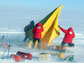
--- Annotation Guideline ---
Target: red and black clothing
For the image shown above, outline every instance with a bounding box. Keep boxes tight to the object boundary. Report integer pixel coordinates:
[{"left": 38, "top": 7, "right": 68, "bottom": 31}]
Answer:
[
  {"left": 59, "top": 26, "right": 75, "bottom": 46},
  {"left": 32, "top": 22, "right": 44, "bottom": 48}
]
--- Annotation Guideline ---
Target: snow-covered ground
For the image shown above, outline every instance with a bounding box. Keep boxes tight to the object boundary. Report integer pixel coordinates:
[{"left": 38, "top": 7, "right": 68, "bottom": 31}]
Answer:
[
  {"left": 0, "top": 31, "right": 84, "bottom": 63},
  {"left": 0, "top": 9, "right": 84, "bottom": 63}
]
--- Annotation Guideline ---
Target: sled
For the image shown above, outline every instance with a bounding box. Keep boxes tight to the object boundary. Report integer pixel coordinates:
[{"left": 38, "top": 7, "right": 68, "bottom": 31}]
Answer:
[
  {"left": 16, "top": 51, "right": 32, "bottom": 59},
  {"left": 50, "top": 52, "right": 74, "bottom": 61},
  {"left": 13, "top": 54, "right": 22, "bottom": 62},
  {"left": 48, "top": 45, "right": 66, "bottom": 53},
  {"left": 12, "top": 51, "right": 32, "bottom": 62},
  {"left": 55, "top": 45, "right": 66, "bottom": 52}
]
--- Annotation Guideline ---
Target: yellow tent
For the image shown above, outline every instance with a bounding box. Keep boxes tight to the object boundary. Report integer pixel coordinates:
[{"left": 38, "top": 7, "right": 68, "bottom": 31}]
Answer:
[{"left": 28, "top": 5, "right": 63, "bottom": 49}]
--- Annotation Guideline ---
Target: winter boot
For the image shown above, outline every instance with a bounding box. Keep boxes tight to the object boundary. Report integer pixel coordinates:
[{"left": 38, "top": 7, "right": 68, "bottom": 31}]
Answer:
[{"left": 68, "top": 43, "right": 75, "bottom": 47}]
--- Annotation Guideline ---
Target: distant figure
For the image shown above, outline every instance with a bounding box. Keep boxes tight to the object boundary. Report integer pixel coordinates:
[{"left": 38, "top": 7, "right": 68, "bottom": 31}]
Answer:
[
  {"left": 58, "top": 25, "right": 75, "bottom": 47},
  {"left": 0, "top": 35, "right": 5, "bottom": 42},
  {"left": 32, "top": 22, "right": 44, "bottom": 48},
  {"left": 23, "top": 20, "right": 35, "bottom": 42}
]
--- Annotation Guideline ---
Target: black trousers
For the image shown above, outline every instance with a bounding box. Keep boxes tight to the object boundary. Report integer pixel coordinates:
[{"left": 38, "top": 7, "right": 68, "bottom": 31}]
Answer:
[
  {"left": 32, "top": 38, "right": 40, "bottom": 48},
  {"left": 61, "top": 41, "right": 74, "bottom": 47}
]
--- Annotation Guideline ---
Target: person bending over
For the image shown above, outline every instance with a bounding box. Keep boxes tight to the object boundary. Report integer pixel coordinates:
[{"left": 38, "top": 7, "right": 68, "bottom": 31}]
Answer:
[{"left": 59, "top": 25, "right": 75, "bottom": 47}]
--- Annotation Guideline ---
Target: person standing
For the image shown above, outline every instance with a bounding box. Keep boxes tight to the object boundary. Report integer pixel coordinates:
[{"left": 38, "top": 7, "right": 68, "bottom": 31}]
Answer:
[
  {"left": 58, "top": 25, "right": 75, "bottom": 47},
  {"left": 23, "top": 20, "right": 35, "bottom": 42},
  {"left": 32, "top": 22, "right": 44, "bottom": 48}
]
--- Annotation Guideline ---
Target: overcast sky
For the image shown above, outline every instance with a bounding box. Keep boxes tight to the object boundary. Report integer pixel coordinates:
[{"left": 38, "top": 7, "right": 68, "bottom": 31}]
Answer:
[{"left": 0, "top": 0, "right": 84, "bottom": 31}]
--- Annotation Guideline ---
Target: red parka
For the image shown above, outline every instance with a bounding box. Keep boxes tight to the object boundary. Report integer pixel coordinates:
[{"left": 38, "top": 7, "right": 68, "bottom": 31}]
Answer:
[
  {"left": 59, "top": 26, "right": 75, "bottom": 44},
  {"left": 33, "top": 23, "right": 43, "bottom": 39}
]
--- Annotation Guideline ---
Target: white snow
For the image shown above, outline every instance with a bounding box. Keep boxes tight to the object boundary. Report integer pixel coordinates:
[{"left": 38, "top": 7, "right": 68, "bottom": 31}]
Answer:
[
  {"left": 0, "top": 41, "right": 84, "bottom": 63},
  {"left": 0, "top": 24, "right": 84, "bottom": 63}
]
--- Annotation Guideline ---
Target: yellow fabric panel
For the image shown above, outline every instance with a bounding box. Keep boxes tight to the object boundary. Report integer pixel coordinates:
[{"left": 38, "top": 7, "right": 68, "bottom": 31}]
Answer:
[
  {"left": 28, "top": 5, "right": 63, "bottom": 49},
  {"left": 42, "top": 8, "right": 58, "bottom": 38},
  {"left": 34, "top": 40, "right": 38, "bottom": 48},
  {"left": 48, "top": 5, "right": 63, "bottom": 46},
  {"left": 28, "top": 40, "right": 38, "bottom": 48},
  {"left": 41, "top": 5, "right": 63, "bottom": 48},
  {"left": 42, "top": 5, "right": 63, "bottom": 38},
  {"left": 28, "top": 40, "right": 33, "bottom": 48}
]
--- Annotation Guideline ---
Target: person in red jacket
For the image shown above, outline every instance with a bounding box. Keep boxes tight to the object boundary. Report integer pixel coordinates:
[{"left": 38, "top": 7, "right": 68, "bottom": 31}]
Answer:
[
  {"left": 58, "top": 25, "right": 75, "bottom": 47},
  {"left": 32, "top": 22, "right": 44, "bottom": 48}
]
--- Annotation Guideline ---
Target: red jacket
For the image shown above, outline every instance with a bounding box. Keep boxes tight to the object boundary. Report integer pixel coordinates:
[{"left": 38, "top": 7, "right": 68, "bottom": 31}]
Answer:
[
  {"left": 33, "top": 23, "right": 43, "bottom": 39},
  {"left": 59, "top": 27, "right": 75, "bottom": 43}
]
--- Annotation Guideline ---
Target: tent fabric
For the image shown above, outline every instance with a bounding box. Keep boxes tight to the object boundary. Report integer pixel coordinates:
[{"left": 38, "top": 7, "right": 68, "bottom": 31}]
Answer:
[{"left": 27, "top": 5, "right": 63, "bottom": 49}]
